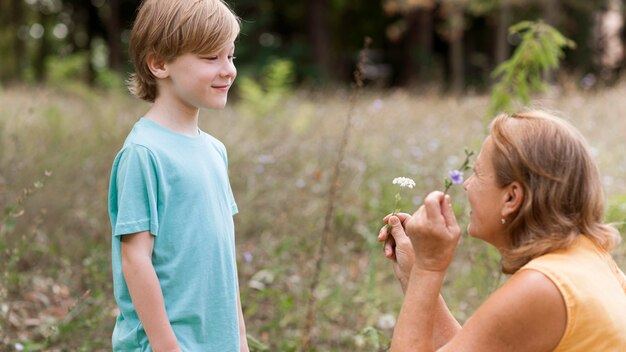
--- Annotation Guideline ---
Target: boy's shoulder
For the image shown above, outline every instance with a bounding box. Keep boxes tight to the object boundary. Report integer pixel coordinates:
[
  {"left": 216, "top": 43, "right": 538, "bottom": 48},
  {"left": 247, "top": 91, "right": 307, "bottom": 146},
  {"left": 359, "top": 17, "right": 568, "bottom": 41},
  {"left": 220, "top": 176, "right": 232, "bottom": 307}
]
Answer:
[
  {"left": 118, "top": 118, "right": 230, "bottom": 163},
  {"left": 122, "top": 118, "right": 160, "bottom": 148}
]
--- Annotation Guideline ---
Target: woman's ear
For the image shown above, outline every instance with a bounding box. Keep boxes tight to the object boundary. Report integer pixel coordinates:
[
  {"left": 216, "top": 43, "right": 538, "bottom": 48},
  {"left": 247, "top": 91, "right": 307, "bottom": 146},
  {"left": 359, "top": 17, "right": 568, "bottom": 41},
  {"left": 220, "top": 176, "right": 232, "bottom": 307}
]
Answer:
[
  {"left": 502, "top": 181, "right": 524, "bottom": 218},
  {"left": 146, "top": 53, "right": 168, "bottom": 79}
]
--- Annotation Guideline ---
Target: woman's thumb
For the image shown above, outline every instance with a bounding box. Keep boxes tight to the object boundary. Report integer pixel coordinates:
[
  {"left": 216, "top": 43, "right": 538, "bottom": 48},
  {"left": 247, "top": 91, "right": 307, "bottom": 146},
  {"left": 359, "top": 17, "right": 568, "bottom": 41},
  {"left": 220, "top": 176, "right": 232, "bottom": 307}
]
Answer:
[{"left": 389, "top": 216, "right": 406, "bottom": 238}]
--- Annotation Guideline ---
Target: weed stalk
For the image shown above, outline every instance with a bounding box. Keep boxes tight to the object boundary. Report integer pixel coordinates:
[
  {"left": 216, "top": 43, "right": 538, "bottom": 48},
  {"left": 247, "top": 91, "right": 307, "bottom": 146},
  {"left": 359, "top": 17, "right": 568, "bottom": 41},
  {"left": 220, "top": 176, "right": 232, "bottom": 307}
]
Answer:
[{"left": 299, "top": 37, "right": 371, "bottom": 351}]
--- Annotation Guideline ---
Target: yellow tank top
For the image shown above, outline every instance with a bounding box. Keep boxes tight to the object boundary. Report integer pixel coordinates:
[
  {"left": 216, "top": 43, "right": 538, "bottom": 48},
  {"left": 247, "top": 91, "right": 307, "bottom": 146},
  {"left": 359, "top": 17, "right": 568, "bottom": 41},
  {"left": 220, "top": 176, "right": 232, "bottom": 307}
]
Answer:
[{"left": 520, "top": 235, "right": 626, "bottom": 351}]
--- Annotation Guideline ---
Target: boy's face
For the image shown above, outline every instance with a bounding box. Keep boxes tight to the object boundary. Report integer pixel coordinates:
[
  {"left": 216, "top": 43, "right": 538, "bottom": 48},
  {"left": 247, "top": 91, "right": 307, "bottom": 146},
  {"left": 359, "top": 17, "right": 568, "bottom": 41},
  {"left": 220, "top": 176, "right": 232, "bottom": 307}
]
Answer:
[{"left": 160, "top": 44, "right": 236, "bottom": 110}]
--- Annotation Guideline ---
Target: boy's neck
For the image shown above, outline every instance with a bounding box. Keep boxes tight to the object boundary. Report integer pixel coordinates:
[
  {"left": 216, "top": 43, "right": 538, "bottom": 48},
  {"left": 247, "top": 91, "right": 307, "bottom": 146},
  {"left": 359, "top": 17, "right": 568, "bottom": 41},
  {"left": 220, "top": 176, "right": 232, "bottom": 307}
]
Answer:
[{"left": 144, "top": 96, "right": 200, "bottom": 137}]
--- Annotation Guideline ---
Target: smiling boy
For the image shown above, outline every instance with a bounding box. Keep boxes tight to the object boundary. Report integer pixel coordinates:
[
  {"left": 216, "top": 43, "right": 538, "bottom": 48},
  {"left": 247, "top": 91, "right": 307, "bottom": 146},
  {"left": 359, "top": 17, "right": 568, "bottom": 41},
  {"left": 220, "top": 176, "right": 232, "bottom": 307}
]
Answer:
[{"left": 108, "top": 1, "right": 248, "bottom": 351}]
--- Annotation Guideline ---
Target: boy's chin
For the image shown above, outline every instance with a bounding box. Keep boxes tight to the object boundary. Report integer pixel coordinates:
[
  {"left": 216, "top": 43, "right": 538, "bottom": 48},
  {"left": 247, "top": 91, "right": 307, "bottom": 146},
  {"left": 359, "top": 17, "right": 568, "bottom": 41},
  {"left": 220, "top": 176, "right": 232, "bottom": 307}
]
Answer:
[{"left": 204, "top": 100, "right": 228, "bottom": 110}]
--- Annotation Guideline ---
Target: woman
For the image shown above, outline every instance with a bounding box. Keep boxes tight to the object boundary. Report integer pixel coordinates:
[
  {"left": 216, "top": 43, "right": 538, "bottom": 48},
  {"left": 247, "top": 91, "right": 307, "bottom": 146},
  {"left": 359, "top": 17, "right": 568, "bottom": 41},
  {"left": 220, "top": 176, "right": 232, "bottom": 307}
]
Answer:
[{"left": 379, "top": 111, "right": 626, "bottom": 351}]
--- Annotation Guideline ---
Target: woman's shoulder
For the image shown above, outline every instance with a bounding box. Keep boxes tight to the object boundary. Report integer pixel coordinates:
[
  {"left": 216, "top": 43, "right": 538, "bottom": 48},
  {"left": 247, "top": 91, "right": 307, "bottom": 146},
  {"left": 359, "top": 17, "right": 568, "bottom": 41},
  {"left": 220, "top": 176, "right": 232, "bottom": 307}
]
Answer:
[{"left": 447, "top": 269, "right": 566, "bottom": 351}]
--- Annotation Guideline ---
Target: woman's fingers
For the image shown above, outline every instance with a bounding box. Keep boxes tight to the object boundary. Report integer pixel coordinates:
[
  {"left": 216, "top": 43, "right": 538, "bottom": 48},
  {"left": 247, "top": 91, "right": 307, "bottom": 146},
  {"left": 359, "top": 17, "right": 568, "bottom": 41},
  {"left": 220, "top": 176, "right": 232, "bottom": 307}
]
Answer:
[
  {"left": 384, "top": 236, "right": 396, "bottom": 259},
  {"left": 383, "top": 212, "right": 411, "bottom": 225},
  {"left": 423, "top": 191, "right": 447, "bottom": 226},
  {"left": 441, "top": 195, "right": 461, "bottom": 235}
]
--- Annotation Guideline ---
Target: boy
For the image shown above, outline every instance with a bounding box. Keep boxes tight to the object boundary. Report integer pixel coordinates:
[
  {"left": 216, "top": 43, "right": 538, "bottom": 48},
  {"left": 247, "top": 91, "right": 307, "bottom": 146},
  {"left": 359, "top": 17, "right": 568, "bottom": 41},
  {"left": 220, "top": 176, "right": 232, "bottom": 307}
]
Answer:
[{"left": 108, "top": 0, "right": 249, "bottom": 350}]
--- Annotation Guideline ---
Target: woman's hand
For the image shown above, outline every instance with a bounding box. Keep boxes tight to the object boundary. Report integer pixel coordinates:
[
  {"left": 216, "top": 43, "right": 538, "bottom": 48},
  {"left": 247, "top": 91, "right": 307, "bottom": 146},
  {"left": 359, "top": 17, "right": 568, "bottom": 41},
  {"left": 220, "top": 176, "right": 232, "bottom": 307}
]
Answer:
[
  {"left": 405, "top": 191, "right": 461, "bottom": 273},
  {"left": 379, "top": 212, "right": 415, "bottom": 293}
]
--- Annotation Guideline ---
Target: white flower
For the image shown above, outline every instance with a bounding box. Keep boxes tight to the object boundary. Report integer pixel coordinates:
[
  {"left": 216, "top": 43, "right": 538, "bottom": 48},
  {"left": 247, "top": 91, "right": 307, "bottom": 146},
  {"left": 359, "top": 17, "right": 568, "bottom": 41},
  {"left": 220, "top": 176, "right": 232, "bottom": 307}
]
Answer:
[
  {"left": 248, "top": 269, "right": 275, "bottom": 291},
  {"left": 376, "top": 313, "right": 397, "bottom": 330},
  {"left": 392, "top": 177, "right": 415, "bottom": 189}
]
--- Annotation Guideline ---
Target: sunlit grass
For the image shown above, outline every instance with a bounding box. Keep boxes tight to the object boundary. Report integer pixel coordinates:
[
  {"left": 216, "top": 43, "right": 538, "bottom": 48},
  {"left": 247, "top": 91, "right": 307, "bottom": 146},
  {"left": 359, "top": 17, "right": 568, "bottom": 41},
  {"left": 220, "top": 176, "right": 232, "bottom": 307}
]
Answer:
[{"left": 1, "top": 82, "right": 625, "bottom": 350}]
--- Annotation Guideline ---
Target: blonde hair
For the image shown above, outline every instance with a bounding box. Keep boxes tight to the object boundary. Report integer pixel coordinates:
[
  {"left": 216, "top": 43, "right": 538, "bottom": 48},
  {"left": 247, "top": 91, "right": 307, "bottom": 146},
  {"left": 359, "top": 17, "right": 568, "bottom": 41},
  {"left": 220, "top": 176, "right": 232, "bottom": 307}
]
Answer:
[
  {"left": 128, "top": 0, "right": 240, "bottom": 102},
  {"left": 489, "top": 110, "right": 621, "bottom": 274}
]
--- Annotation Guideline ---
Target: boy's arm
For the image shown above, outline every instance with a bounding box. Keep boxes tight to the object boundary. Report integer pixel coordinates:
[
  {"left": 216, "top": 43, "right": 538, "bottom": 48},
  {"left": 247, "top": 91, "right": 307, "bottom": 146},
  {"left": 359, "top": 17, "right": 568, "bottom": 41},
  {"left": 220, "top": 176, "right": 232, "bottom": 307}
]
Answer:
[
  {"left": 121, "top": 231, "right": 181, "bottom": 352},
  {"left": 237, "top": 286, "right": 249, "bottom": 352}
]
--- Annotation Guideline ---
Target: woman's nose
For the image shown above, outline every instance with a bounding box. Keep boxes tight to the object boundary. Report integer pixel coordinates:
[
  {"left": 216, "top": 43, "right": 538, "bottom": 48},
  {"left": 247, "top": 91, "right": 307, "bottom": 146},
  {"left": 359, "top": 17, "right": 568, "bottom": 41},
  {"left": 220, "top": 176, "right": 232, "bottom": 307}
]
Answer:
[{"left": 462, "top": 175, "right": 471, "bottom": 191}]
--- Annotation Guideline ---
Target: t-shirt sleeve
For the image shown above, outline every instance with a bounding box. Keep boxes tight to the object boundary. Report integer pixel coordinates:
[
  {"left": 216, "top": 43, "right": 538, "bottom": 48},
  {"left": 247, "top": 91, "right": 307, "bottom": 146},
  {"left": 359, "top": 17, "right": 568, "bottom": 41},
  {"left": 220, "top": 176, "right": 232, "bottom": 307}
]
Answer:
[
  {"left": 109, "top": 144, "right": 160, "bottom": 237},
  {"left": 227, "top": 180, "right": 238, "bottom": 216},
  {"left": 221, "top": 145, "right": 238, "bottom": 216}
]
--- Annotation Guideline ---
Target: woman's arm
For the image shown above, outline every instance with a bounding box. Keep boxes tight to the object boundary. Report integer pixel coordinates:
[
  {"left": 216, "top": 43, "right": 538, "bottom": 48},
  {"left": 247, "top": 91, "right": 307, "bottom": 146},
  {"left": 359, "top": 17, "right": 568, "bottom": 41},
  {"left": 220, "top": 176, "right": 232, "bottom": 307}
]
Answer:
[
  {"left": 121, "top": 231, "right": 181, "bottom": 352},
  {"left": 389, "top": 193, "right": 462, "bottom": 351},
  {"left": 392, "top": 266, "right": 449, "bottom": 351},
  {"left": 387, "top": 192, "right": 567, "bottom": 352},
  {"left": 380, "top": 213, "right": 461, "bottom": 348}
]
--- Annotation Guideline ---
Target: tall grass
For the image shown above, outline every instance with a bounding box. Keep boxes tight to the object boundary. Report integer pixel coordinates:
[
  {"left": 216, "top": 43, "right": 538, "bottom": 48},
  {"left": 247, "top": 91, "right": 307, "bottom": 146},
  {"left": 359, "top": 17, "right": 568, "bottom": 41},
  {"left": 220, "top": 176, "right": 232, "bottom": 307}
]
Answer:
[{"left": 1, "top": 82, "right": 625, "bottom": 351}]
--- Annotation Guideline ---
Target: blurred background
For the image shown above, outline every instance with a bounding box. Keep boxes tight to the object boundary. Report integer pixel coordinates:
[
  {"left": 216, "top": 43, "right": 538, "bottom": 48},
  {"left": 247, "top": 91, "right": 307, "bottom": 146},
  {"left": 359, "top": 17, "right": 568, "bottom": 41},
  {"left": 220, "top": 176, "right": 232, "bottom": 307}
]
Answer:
[
  {"left": 1, "top": 0, "right": 626, "bottom": 351},
  {"left": 0, "top": 0, "right": 625, "bottom": 90}
]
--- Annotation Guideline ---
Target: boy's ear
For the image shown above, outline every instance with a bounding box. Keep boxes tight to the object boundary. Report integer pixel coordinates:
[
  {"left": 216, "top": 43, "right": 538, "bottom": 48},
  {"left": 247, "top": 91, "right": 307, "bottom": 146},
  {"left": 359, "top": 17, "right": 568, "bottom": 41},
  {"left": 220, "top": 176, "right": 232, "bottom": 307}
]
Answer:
[
  {"left": 502, "top": 181, "right": 524, "bottom": 218},
  {"left": 146, "top": 53, "right": 168, "bottom": 79}
]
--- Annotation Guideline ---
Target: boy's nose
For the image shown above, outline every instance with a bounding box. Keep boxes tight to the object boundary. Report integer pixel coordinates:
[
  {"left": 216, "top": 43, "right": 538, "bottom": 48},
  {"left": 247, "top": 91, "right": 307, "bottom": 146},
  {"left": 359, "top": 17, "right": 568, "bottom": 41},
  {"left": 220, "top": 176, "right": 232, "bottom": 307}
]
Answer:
[{"left": 221, "top": 62, "right": 237, "bottom": 78}]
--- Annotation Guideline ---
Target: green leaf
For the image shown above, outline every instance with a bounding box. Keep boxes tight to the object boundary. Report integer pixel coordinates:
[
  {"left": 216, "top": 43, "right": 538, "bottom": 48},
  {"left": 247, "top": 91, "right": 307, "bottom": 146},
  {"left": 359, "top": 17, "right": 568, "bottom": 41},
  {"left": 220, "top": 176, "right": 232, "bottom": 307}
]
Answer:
[{"left": 487, "top": 20, "right": 575, "bottom": 118}]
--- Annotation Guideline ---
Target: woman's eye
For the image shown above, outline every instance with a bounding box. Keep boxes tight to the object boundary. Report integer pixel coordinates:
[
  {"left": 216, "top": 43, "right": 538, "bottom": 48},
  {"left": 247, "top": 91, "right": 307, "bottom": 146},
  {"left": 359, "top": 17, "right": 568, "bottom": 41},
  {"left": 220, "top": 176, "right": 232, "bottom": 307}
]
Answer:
[{"left": 204, "top": 56, "right": 218, "bottom": 60}]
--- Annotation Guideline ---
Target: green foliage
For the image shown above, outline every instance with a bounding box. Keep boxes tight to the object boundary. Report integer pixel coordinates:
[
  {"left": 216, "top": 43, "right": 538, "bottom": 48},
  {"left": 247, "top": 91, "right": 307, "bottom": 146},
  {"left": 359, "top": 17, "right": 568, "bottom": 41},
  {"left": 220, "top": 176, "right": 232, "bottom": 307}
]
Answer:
[
  {"left": 95, "top": 68, "right": 125, "bottom": 90},
  {"left": 237, "top": 58, "right": 295, "bottom": 118},
  {"left": 47, "top": 53, "right": 89, "bottom": 84},
  {"left": 487, "top": 20, "right": 576, "bottom": 119},
  {"left": 47, "top": 53, "right": 124, "bottom": 90},
  {"left": 606, "top": 194, "right": 626, "bottom": 236},
  {"left": 606, "top": 194, "right": 626, "bottom": 268},
  {"left": 248, "top": 334, "right": 271, "bottom": 352},
  {"left": 467, "top": 0, "right": 500, "bottom": 16},
  {"left": 355, "top": 326, "right": 390, "bottom": 351},
  {"left": 0, "top": 174, "right": 49, "bottom": 350}
]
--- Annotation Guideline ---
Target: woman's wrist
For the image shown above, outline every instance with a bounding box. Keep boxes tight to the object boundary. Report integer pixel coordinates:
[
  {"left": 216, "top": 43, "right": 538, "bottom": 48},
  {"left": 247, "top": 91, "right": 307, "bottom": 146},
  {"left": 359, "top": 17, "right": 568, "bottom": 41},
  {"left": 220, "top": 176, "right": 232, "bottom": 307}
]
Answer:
[
  {"left": 410, "top": 262, "right": 449, "bottom": 280},
  {"left": 412, "top": 255, "right": 452, "bottom": 274}
]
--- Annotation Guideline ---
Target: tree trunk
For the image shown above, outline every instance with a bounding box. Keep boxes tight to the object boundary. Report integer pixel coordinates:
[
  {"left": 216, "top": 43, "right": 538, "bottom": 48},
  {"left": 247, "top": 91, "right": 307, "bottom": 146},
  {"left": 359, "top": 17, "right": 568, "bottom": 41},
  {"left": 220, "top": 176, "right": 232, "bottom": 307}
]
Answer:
[
  {"left": 308, "top": 0, "right": 331, "bottom": 79},
  {"left": 108, "top": 0, "right": 123, "bottom": 71},
  {"left": 400, "top": 8, "right": 434, "bottom": 86},
  {"left": 11, "top": 0, "right": 25, "bottom": 82},
  {"left": 448, "top": 5, "right": 464, "bottom": 94},
  {"left": 541, "top": 0, "right": 560, "bottom": 27},
  {"left": 34, "top": 10, "right": 49, "bottom": 82},
  {"left": 494, "top": 0, "right": 511, "bottom": 65},
  {"left": 86, "top": 2, "right": 99, "bottom": 84},
  {"left": 541, "top": 0, "right": 560, "bottom": 83}
]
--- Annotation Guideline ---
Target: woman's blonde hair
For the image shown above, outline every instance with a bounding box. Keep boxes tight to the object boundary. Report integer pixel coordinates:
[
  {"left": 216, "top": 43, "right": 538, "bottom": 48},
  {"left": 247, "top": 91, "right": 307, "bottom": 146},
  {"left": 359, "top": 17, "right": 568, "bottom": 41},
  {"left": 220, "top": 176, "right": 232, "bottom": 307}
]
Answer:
[
  {"left": 489, "top": 110, "right": 621, "bottom": 274},
  {"left": 128, "top": 0, "right": 240, "bottom": 102}
]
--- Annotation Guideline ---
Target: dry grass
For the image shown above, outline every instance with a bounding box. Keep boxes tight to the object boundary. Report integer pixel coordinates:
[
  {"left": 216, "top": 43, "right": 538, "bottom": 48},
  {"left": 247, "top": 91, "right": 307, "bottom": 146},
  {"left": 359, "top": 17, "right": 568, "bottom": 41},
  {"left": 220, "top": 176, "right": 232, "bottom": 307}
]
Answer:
[{"left": 1, "top": 82, "right": 625, "bottom": 351}]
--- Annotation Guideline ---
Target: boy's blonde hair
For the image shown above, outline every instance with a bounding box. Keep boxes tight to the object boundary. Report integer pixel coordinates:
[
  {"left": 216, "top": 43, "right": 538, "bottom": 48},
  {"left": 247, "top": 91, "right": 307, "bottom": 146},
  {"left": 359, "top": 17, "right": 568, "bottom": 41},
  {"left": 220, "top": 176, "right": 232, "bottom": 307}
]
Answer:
[
  {"left": 489, "top": 111, "right": 621, "bottom": 274},
  {"left": 128, "top": 0, "right": 240, "bottom": 102}
]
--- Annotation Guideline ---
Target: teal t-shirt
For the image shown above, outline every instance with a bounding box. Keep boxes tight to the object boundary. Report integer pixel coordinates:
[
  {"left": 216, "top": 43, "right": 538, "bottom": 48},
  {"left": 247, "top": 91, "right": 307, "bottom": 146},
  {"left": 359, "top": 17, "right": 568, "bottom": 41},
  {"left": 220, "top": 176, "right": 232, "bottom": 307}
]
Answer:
[{"left": 108, "top": 118, "right": 240, "bottom": 351}]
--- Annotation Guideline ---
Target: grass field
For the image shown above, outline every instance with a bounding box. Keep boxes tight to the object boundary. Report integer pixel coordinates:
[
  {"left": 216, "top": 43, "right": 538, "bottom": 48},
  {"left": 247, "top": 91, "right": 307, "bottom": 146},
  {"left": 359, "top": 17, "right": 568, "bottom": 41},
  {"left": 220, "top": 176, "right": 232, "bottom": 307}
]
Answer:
[{"left": 1, "top": 82, "right": 625, "bottom": 351}]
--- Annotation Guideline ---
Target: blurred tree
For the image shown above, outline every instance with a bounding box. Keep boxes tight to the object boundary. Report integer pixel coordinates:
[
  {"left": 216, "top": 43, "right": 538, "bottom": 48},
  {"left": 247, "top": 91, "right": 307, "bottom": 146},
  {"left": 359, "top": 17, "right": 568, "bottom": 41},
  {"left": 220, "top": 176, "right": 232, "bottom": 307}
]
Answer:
[
  {"left": 0, "top": 0, "right": 620, "bottom": 88},
  {"left": 31, "top": 0, "right": 56, "bottom": 82},
  {"left": 440, "top": 0, "right": 468, "bottom": 94},
  {"left": 10, "top": 0, "right": 26, "bottom": 82},
  {"left": 494, "top": 0, "right": 512, "bottom": 65},
  {"left": 383, "top": 0, "right": 436, "bottom": 86},
  {"left": 108, "top": 0, "right": 123, "bottom": 70},
  {"left": 308, "top": 0, "right": 331, "bottom": 79}
]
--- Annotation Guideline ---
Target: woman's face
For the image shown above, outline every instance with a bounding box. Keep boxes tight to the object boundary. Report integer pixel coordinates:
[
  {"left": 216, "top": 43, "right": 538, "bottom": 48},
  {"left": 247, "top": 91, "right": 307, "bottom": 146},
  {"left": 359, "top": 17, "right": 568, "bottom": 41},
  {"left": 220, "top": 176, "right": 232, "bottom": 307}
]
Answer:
[{"left": 463, "top": 136, "right": 509, "bottom": 249}]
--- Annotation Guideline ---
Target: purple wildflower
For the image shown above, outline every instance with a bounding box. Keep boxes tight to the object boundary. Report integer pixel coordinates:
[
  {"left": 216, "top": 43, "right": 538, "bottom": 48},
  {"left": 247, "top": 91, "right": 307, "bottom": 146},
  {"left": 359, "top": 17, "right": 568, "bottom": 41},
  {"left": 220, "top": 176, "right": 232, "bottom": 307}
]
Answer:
[{"left": 448, "top": 170, "right": 463, "bottom": 184}]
